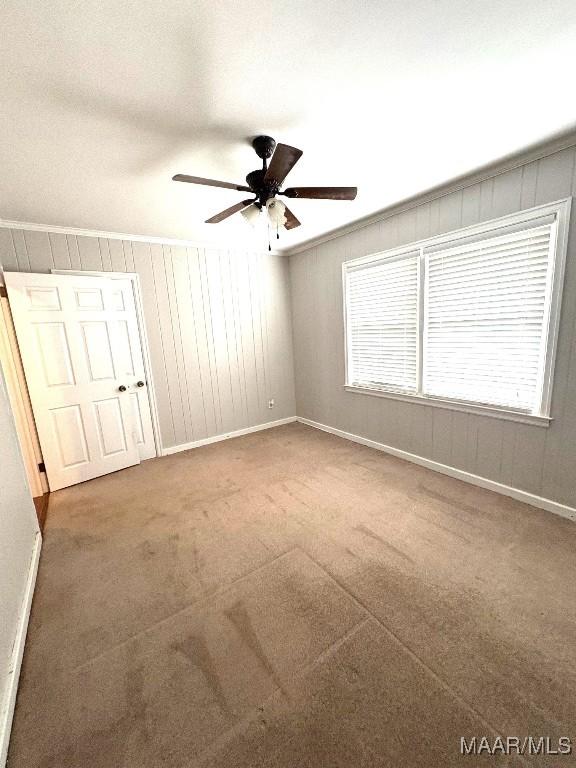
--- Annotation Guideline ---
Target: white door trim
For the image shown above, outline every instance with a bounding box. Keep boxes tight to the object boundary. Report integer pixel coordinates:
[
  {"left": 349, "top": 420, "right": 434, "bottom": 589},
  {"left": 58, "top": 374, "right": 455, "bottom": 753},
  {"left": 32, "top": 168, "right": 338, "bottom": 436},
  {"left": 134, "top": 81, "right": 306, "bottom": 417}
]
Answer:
[
  {"left": 51, "top": 270, "right": 162, "bottom": 457},
  {"left": 0, "top": 297, "right": 46, "bottom": 497}
]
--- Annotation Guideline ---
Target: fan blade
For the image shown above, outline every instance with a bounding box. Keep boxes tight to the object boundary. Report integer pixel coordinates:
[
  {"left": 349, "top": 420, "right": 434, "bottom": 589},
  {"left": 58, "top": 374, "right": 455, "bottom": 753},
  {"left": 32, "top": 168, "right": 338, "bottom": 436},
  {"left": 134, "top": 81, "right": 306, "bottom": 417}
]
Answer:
[
  {"left": 282, "top": 186, "right": 357, "bottom": 200},
  {"left": 173, "top": 174, "right": 252, "bottom": 192},
  {"left": 205, "top": 199, "right": 255, "bottom": 224},
  {"left": 264, "top": 144, "right": 303, "bottom": 186},
  {"left": 283, "top": 205, "right": 301, "bottom": 230}
]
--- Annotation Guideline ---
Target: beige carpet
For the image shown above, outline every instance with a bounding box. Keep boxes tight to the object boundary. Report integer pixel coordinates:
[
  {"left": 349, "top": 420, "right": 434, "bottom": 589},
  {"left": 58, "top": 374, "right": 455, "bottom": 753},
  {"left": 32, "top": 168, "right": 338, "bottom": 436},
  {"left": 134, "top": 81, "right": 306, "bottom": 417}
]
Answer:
[{"left": 8, "top": 423, "right": 576, "bottom": 767}]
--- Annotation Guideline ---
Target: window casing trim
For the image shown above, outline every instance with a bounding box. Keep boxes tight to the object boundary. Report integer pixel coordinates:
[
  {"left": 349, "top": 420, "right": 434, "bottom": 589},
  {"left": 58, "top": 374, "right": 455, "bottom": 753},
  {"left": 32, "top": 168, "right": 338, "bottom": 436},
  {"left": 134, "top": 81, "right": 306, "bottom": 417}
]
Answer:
[
  {"left": 342, "top": 198, "right": 572, "bottom": 426},
  {"left": 343, "top": 384, "right": 552, "bottom": 426}
]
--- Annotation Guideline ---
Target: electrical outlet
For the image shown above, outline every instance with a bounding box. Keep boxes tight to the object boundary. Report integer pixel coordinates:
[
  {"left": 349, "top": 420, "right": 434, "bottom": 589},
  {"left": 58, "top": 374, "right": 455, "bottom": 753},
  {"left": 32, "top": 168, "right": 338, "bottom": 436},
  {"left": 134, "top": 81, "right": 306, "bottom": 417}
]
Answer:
[{"left": 268, "top": 398, "right": 275, "bottom": 409}]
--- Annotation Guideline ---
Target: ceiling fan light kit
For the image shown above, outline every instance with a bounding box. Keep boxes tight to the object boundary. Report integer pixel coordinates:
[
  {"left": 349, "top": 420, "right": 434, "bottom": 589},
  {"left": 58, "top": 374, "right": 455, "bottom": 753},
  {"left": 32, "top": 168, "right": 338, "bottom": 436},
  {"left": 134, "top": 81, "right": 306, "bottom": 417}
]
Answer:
[
  {"left": 266, "top": 198, "right": 287, "bottom": 228},
  {"left": 241, "top": 203, "right": 262, "bottom": 228},
  {"left": 172, "top": 135, "right": 357, "bottom": 247}
]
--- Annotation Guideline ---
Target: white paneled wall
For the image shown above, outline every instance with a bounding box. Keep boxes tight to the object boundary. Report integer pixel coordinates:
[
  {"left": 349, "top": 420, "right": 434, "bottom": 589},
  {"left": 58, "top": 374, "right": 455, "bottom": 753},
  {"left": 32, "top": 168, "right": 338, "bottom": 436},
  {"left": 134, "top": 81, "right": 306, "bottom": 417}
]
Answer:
[
  {"left": 0, "top": 233, "right": 295, "bottom": 451},
  {"left": 290, "top": 146, "right": 576, "bottom": 508}
]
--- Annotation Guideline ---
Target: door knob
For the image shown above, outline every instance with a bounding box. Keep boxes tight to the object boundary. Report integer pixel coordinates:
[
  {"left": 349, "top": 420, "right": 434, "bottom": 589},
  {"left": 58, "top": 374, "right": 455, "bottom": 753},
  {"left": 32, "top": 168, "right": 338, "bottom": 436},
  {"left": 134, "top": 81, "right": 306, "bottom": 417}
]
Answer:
[
  {"left": 118, "top": 385, "right": 127, "bottom": 392},
  {"left": 136, "top": 380, "right": 145, "bottom": 388}
]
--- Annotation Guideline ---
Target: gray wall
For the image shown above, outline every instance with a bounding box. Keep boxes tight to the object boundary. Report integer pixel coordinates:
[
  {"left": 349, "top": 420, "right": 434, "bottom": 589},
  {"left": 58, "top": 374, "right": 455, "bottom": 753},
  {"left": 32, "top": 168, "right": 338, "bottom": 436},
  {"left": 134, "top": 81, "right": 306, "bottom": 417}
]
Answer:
[
  {"left": 0, "top": 232, "right": 296, "bottom": 450},
  {"left": 289, "top": 146, "right": 576, "bottom": 508},
  {"left": 0, "top": 361, "right": 39, "bottom": 765}
]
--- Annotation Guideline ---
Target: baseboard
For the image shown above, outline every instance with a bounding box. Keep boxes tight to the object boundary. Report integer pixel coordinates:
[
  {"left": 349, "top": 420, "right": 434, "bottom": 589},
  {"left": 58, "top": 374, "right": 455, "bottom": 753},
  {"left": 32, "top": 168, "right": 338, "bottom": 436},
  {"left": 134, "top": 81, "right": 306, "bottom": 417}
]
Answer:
[
  {"left": 0, "top": 531, "right": 41, "bottom": 768},
  {"left": 161, "top": 417, "right": 298, "bottom": 456},
  {"left": 297, "top": 417, "right": 576, "bottom": 523}
]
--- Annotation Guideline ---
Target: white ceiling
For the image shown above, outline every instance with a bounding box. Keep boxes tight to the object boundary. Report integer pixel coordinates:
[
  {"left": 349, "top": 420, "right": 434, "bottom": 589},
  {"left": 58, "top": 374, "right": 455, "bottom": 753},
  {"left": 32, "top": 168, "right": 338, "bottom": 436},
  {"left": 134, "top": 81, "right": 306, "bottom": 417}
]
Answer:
[{"left": 1, "top": 0, "right": 575, "bottom": 251}]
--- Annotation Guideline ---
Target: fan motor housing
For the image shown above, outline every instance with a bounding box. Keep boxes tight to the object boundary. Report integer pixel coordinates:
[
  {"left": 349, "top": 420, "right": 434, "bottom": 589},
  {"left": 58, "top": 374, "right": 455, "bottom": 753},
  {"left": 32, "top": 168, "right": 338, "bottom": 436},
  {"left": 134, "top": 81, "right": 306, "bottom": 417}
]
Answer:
[
  {"left": 251, "top": 135, "right": 276, "bottom": 159},
  {"left": 246, "top": 168, "right": 279, "bottom": 206},
  {"left": 245, "top": 169, "right": 265, "bottom": 190},
  {"left": 248, "top": 136, "right": 282, "bottom": 204}
]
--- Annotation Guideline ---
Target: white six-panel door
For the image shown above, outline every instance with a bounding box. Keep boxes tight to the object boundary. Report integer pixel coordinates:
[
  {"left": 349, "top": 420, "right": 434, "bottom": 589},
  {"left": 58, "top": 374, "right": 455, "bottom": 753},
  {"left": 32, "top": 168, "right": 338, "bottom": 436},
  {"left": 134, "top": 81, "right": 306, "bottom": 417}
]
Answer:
[{"left": 5, "top": 273, "right": 153, "bottom": 490}]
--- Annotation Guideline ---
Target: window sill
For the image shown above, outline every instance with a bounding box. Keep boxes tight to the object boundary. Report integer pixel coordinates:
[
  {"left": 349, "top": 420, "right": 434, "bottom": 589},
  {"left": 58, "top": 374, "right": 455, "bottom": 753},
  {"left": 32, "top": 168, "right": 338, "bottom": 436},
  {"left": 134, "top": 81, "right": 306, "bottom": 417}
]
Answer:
[{"left": 343, "top": 385, "right": 552, "bottom": 427}]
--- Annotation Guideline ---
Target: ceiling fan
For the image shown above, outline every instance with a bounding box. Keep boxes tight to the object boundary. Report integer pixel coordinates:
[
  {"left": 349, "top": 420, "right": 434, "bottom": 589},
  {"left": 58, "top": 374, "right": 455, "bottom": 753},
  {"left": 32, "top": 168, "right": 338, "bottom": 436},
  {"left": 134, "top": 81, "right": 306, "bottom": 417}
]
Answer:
[{"left": 172, "top": 135, "right": 357, "bottom": 234}]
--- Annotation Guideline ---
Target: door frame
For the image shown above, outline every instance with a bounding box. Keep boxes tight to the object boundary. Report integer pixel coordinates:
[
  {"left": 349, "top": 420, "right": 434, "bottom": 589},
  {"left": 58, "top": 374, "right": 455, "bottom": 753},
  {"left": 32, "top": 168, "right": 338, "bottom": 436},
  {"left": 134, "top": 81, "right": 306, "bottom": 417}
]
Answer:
[
  {"left": 0, "top": 294, "right": 49, "bottom": 497},
  {"left": 51, "top": 269, "right": 163, "bottom": 458}
]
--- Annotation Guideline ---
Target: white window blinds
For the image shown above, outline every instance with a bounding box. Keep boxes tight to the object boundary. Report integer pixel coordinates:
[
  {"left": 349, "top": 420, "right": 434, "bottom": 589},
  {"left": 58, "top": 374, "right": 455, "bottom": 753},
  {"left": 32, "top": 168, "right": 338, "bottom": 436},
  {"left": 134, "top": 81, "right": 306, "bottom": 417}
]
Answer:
[
  {"left": 423, "top": 224, "right": 554, "bottom": 412},
  {"left": 343, "top": 200, "right": 570, "bottom": 422},
  {"left": 346, "top": 253, "right": 419, "bottom": 393}
]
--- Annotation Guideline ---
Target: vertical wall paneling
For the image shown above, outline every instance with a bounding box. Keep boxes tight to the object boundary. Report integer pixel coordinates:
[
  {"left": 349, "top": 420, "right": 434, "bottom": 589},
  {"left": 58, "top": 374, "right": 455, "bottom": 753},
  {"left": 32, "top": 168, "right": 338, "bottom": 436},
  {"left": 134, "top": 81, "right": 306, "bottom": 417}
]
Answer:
[
  {"left": 152, "top": 244, "right": 186, "bottom": 446},
  {"left": 257, "top": 253, "right": 271, "bottom": 408},
  {"left": 538, "top": 149, "right": 576, "bottom": 502},
  {"left": 164, "top": 245, "right": 190, "bottom": 441},
  {"left": 448, "top": 411, "right": 469, "bottom": 472},
  {"left": 66, "top": 235, "right": 81, "bottom": 270},
  {"left": 76, "top": 235, "right": 103, "bottom": 271},
  {"left": 233, "top": 252, "right": 252, "bottom": 424},
  {"left": 188, "top": 248, "right": 218, "bottom": 437},
  {"left": 429, "top": 198, "right": 441, "bottom": 237},
  {"left": 219, "top": 250, "right": 242, "bottom": 432},
  {"left": 199, "top": 248, "right": 223, "bottom": 434},
  {"left": 248, "top": 253, "right": 267, "bottom": 419},
  {"left": 492, "top": 167, "right": 522, "bottom": 217},
  {"left": 171, "top": 247, "right": 202, "bottom": 442},
  {"left": 119, "top": 241, "right": 129, "bottom": 271},
  {"left": 460, "top": 185, "right": 480, "bottom": 229},
  {"left": 0, "top": 229, "right": 295, "bottom": 451},
  {"left": 289, "top": 144, "right": 576, "bottom": 508},
  {"left": 11, "top": 231, "right": 30, "bottom": 271},
  {"left": 130, "top": 241, "right": 174, "bottom": 447},
  {"left": 0, "top": 230, "right": 18, "bottom": 271},
  {"left": 204, "top": 249, "right": 231, "bottom": 433},
  {"left": 475, "top": 417, "right": 504, "bottom": 481},
  {"left": 479, "top": 177, "right": 495, "bottom": 221},
  {"left": 230, "top": 251, "right": 250, "bottom": 427},
  {"left": 122, "top": 241, "right": 136, "bottom": 272},
  {"left": 98, "top": 238, "right": 113, "bottom": 272},
  {"left": 236, "top": 252, "right": 261, "bottom": 426},
  {"left": 108, "top": 239, "right": 127, "bottom": 272},
  {"left": 263, "top": 256, "right": 294, "bottom": 426},
  {"left": 22, "top": 230, "right": 53, "bottom": 273},
  {"left": 48, "top": 233, "right": 72, "bottom": 270},
  {"left": 520, "top": 162, "right": 538, "bottom": 209},
  {"left": 534, "top": 149, "right": 575, "bottom": 206}
]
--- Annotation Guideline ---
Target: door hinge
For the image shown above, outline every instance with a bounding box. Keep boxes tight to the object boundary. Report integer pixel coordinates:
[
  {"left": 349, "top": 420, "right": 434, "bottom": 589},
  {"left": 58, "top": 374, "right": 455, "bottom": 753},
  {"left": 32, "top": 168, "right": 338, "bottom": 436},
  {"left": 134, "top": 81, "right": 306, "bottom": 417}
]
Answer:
[
  {"left": 0, "top": 286, "right": 7, "bottom": 298},
  {"left": 38, "top": 462, "right": 46, "bottom": 473}
]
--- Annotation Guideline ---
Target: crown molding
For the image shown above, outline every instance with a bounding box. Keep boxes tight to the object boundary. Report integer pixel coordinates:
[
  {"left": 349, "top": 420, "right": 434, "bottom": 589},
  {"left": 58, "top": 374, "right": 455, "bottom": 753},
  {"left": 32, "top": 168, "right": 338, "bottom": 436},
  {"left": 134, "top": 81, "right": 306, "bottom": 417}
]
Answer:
[
  {"left": 282, "top": 127, "right": 576, "bottom": 256},
  {"left": 0, "top": 218, "right": 280, "bottom": 256}
]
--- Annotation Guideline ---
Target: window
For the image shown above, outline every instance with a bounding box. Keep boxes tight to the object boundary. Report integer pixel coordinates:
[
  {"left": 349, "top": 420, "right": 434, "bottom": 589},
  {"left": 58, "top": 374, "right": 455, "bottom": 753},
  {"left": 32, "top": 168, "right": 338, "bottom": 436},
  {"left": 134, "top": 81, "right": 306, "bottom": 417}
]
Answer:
[
  {"left": 346, "top": 252, "right": 419, "bottom": 393},
  {"left": 344, "top": 199, "right": 571, "bottom": 425}
]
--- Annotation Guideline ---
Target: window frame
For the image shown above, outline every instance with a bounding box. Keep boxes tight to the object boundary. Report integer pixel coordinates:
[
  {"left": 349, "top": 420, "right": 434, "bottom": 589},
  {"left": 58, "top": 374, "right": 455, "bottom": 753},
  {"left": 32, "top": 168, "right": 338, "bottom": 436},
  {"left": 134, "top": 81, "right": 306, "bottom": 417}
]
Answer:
[
  {"left": 344, "top": 248, "right": 421, "bottom": 395},
  {"left": 342, "top": 198, "right": 572, "bottom": 427}
]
